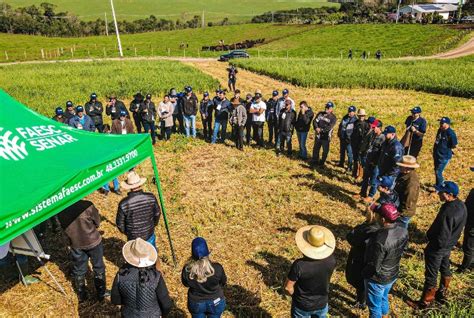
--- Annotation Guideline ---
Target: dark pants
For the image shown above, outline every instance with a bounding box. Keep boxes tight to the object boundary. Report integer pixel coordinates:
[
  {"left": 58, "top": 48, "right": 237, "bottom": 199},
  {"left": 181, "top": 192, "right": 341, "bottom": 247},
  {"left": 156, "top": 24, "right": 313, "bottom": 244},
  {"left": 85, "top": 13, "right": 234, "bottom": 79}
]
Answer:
[
  {"left": 424, "top": 245, "right": 452, "bottom": 289},
  {"left": 360, "top": 164, "right": 379, "bottom": 198},
  {"left": 232, "top": 125, "right": 245, "bottom": 150},
  {"left": 228, "top": 78, "right": 236, "bottom": 92},
  {"left": 173, "top": 113, "right": 184, "bottom": 134},
  {"left": 461, "top": 230, "right": 473, "bottom": 269},
  {"left": 70, "top": 242, "right": 105, "bottom": 278},
  {"left": 405, "top": 140, "right": 423, "bottom": 158},
  {"left": 202, "top": 114, "right": 213, "bottom": 141},
  {"left": 253, "top": 121, "right": 265, "bottom": 147},
  {"left": 160, "top": 122, "right": 172, "bottom": 140},
  {"left": 132, "top": 114, "right": 142, "bottom": 133},
  {"left": 278, "top": 131, "right": 293, "bottom": 155},
  {"left": 339, "top": 139, "right": 353, "bottom": 170},
  {"left": 313, "top": 138, "right": 330, "bottom": 165},
  {"left": 268, "top": 120, "right": 277, "bottom": 144},
  {"left": 245, "top": 121, "right": 252, "bottom": 144},
  {"left": 143, "top": 121, "right": 156, "bottom": 144},
  {"left": 92, "top": 118, "right": 104, "bottom": 133}
]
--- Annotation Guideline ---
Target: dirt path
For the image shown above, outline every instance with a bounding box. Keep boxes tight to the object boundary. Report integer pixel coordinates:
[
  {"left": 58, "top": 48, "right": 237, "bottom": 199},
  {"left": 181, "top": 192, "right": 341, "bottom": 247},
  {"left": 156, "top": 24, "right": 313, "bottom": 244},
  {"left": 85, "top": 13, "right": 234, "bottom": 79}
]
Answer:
[{"left": 395, "top": 34, "right": 474, "bottom": 60}]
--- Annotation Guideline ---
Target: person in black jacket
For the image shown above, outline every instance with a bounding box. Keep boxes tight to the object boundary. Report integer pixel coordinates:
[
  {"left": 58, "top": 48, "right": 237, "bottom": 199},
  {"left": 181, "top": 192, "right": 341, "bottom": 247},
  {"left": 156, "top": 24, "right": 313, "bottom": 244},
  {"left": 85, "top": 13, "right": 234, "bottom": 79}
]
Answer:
[
  {"left": 244, "top": 93, "right": 253, "bottom": 145},
  {"left": 200, "top": 92, "right": 215, "bottom": 141},
  {"left": 85, "top": 93, "right": 104, "bottom": 132},
  {"left": 129, "top": 92, "right": 144, "bottom": 133},
  {"left": 458, "top": 176, "right": 473, "bottom": 273},
  {"left": 116, "top": 172, "right": 161, "bottom": 248},
  {"left": 377, "top": 126, "right": 403, "bottom": 188},
  {"left": 52, "top": 107, "right": 68, "bottom": 124},
  {"left": 182, "top": 86, "right": 199, "bottom": 138},
  {"left": 107, "top": 95, "right": 129, "bottom": 121},
  {"left": 408, "top": 181, "right": 467, "bottom": 309},
  {"left": 295, "top": 101, "right": 314, "bottom": 160},
  {"left": 338, "top": 106, "right": 358, "bottom": 172},
  {"left": 140, "top": 94, "right": 157, "bottom": 144},
  {"left": 346, "top": 208, "right": 380, "bottom": 309},
  {"left": 111, "top": 238, "right": 172, "bottom": 318},
  {"left": 266, "top": 90, "right": 279, "bottom": 145},
  {"left": 312, "top": 102, "right": 337, "bottom": 167},
  {"left": 182, "top": 237, "right": 227, "bottom": 318},
  {"left": 64, "top": 100, "right": 75, "bottom": 123},
  {"left": 211, "top": 90, "right": 232, "bottom": 144},
  {"left": 351, "top": 108, "right": 369, "bottom": 180},
  {"left": 363, "top": 203, "right": 408, "bottom": 318},
  {"left": 276, "top": 99, "right": 297, "bottom": 156}
]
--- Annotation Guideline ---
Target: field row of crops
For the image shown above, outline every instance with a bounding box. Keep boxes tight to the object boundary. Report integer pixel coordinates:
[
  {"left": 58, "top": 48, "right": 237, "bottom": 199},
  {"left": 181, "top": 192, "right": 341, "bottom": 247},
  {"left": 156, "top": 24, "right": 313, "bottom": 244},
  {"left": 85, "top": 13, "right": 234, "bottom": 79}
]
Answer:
[
  {"left": 0, "top": 24, "right": 468, "bottom": 62},
  {"left": 234, "top": 56, "right": 474, "bottom": 98},
  {"left": 0, "top": 60, "right": 219, "bottom": 115}
]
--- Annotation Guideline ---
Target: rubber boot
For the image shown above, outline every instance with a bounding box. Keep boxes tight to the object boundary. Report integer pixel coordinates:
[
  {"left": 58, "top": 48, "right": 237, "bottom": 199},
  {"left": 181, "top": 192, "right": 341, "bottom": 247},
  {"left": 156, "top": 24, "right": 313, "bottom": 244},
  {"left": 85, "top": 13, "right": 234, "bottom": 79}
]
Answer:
[
  {"left": 74, "top": 275, "right": 87, "bottom": 303},
  {"left": 94, "top": 273, "right": 110, "bottom": 301},
  {"left": 407, "top": 286, "right": 437, "bottom": 309},
  {"left": 435, "top": 276, "right": 451, "bottom": 304}
]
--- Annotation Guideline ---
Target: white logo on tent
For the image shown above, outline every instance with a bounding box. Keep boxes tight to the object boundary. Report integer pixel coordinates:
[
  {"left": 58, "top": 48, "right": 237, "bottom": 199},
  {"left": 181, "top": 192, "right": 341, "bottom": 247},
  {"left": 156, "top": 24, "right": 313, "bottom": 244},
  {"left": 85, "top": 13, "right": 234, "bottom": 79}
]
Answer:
[{"left": 0, "top": 128, "right": 28, "bottom": 161}]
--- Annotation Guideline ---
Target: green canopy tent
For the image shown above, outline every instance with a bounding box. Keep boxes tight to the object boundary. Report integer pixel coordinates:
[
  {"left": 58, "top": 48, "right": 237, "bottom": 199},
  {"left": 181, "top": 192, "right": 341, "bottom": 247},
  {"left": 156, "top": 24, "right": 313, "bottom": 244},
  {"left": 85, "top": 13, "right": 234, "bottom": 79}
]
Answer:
[{"left": 0, "top": 90, "right": 176, "bottom": 265}]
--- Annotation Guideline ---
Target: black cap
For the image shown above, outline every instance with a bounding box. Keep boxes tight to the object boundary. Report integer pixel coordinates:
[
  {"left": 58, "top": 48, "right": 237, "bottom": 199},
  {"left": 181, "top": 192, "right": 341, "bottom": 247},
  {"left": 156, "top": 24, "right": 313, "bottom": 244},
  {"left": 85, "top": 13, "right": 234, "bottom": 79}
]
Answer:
[{"left": 146, "top": 94, "right": 151, "bottom": 99}]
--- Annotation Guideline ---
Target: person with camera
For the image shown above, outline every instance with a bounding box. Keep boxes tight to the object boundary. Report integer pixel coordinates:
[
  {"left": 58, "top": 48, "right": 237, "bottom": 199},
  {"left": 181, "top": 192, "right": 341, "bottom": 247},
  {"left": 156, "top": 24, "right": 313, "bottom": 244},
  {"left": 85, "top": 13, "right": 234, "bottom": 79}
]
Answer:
[
  {"left": 106, "top": 94, "right": 129, "bottom": 121},
  {"left": 295, "top": 101, "right": 314, "bottom": 160},
  {"left": 182, "top": 86, "right": 199, "bottom": 138},
  {"left": 211, "top": 90, "right": 232, "bottom": 144},
  {"left": 129, "top": 92, "right": 145, "bottom": 133},
  {"left": 140, "top": 94, "right": 157, "bottom": 145},
  {"left": 311, "top": 102, "right": 337, "bottom": 167},
  {"left": 158, "top": 95, "right": 174, "bottom": 141},
  {"left": 85, "top": 93, "right": 104, "bottom": 132},
  {"left": 401, "top": 106, "right": 427, "bottom": 158}
]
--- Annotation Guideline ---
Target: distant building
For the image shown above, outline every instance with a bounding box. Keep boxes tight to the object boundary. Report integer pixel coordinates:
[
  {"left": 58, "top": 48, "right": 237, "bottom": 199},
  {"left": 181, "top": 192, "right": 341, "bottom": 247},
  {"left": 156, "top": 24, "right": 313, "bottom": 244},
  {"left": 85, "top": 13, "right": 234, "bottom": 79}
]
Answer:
[{"left": 399, "top": 4, "right": 458, "bottom": 21}]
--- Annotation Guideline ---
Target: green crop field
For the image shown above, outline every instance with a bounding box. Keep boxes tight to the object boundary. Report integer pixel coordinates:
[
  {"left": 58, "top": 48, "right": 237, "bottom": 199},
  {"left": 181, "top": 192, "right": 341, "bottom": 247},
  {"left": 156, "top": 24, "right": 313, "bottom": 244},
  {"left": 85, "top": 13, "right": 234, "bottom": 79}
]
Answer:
[
  {"left": 0, "top": 60, "right": 218, "bottom": 114},
  {"left": 4, "top": 0, "right": 337, "bottom": 23},
  {"left": 234, "top": 56, "right": 474, "bottom": 98}
]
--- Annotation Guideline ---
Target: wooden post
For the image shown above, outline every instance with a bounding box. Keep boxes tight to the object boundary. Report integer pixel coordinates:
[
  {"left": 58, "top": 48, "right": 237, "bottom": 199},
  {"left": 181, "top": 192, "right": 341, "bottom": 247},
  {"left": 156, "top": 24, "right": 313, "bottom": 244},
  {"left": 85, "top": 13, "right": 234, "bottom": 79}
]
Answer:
[
  {"left": 24, "top": 51, "right": 27, "bottom": 59},
  {"left": 168, "top": 48, "right": 170, "bottom": 56},
  {"left": 41, "top": 48, "right": 45, "bottom": 59},
  {"left": 71, "top": 47, "right": 74, "bottom": 57},
  {"left": 88, "top": 49, "right": 90, "bottom": 57},
  {"left": 134, "top": 47, "right": 137, "bottom": 57},
  {"left": 103, "top": 47, "right": 107, "bottom": 57},
  {"left": 4, "top": 51, "right": 8, "bottom": 60},
  {"left": 183, "top": 49, "right": 186, "bottom": 58},
  {"left": 151, "top": 48, "right": 154, "bottom": 56}
]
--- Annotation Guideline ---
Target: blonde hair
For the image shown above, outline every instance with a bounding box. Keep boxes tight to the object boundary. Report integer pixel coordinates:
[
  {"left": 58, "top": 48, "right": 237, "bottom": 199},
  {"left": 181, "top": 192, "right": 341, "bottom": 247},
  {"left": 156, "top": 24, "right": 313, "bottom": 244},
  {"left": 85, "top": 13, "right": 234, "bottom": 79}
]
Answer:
[{"left": 186, "top": 256, "right": 215, "bottom": 283}]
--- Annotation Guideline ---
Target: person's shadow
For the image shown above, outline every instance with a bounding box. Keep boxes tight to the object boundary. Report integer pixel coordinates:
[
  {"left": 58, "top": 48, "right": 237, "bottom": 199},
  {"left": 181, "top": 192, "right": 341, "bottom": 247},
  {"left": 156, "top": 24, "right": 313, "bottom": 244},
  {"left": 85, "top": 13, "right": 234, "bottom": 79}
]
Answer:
[
  {"left": 224, "top": 284, "right": 271, "bottom": 317},
  {"left": 246, "top": 251, "right": 292, "bottom": 296}
]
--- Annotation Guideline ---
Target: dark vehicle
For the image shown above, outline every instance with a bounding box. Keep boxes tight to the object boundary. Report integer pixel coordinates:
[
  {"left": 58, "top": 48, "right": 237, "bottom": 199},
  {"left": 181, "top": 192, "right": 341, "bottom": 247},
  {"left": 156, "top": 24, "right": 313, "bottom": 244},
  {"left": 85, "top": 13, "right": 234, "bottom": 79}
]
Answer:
[{"left": 218, "top": 50, "right": 250, "bottom": 62}]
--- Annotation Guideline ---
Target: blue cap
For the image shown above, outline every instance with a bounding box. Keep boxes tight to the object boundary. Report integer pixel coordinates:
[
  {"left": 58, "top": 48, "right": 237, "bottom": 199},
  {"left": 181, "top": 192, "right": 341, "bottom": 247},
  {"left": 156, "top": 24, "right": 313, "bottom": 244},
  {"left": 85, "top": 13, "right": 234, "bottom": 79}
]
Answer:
[
  {"left": 348, "top": 105, "right": 356, "bottom": 113},
  {"left": 120, "top": 110, "right": 127, "bottom": 117},
  {"left": 368, "top": 116, "right": 376, "bottom": 124},
  {"left": 191, "top": 237, "right": 210, "bottom": 260},
  {"left": 439, "top": 117, "right": 451, "bottom": 125},
  {"left": 411, "top": 106, "right": 421, "bottom": 114},
  {"left": 185, "top": 86, "right": 192, "bottom": 93},
  {"left": 55, "top": 107, "right": 64, "bottom": 115},
  {"left": 282, "top": 89, "right": 289, "bottom": 95},
  {"left": 383, "top": 125, "right": 396, "bottom": 135},
  {"left": 75, "top": 105, "right": 84, "bottom": 113},
  {"left": 203, "top": 92, "right": 209, "bottom": 97},
  {"left": 90, "top": 93, "right": 97, "bottom": 99},
  {"left": 272, "top": 90, "right": 278, "bottom": 96},
  {"left": 435, "top": 181, "right": 459, "bottom": 196},
  {"left": 326, "top": 101, "right": 334, "bottom": 108},
  {"left": 376, "top": 176, "right": 394, "bottom": 189},
  {"left": 66, "top": 100, "right": 73, "bottom": 107}
]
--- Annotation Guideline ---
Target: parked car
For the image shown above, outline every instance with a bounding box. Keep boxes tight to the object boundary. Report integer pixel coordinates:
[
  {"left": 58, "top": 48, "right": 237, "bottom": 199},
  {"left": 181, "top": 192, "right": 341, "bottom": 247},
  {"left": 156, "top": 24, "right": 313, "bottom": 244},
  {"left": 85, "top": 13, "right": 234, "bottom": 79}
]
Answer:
[
  {"left": 460, "top": 16, "right": 474, "bottom": 23},
  {"left": 218, "top": 50, "right": 250, "bottom": 62}
]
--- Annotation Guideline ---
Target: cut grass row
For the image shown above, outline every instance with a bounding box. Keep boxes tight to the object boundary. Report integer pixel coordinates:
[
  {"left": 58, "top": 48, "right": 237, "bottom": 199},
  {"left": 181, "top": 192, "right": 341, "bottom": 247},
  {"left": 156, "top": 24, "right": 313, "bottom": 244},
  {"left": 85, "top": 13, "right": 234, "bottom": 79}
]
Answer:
[
  {"left": 0, "top": 60, "right": 219, "bottom": 114},
  {"left": 0, "top": 24, "right": 468, "bottom": 62},
  {"left": 233, "top": 56, "right": 474, "bottom": 98}
]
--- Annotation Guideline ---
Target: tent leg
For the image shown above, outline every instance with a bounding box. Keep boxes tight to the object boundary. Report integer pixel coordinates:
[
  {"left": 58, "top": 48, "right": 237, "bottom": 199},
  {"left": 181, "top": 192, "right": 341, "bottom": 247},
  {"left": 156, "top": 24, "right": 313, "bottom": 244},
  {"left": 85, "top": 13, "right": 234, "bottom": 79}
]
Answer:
[
  {"left": 21, "top": 234, "right": 66, "bottom": 295},
  {"left": 150, "top": 155, "right": 177, "bottom": 267},
  {"left": 11, "top": 251, "right": 27, "bottom": 286}
]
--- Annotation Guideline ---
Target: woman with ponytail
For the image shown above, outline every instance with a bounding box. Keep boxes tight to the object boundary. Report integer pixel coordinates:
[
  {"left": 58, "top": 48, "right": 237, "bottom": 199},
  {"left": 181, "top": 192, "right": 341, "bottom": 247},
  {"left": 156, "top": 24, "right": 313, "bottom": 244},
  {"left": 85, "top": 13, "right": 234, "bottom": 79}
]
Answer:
[{"left": 182, "top": 237, "right": 227, "bottom": 318}]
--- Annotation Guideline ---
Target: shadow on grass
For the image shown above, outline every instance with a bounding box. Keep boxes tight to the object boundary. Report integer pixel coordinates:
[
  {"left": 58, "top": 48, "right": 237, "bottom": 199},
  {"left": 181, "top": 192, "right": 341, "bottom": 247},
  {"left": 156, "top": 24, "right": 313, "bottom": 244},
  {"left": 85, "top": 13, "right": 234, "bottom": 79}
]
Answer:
[
  {"left": 224, "top": 284, "right": 272, "bottom": 317},
  {"left": 246, "top": 251, "right": 292, "bottom": 296}
]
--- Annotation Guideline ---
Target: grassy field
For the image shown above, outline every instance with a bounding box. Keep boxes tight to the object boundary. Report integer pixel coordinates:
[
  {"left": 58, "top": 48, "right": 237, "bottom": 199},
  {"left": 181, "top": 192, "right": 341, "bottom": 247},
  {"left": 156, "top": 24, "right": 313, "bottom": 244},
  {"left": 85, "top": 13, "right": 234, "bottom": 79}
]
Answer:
[
  {"left": 0, "top": 24, "right": 469, "bottom": 62},
  {"left": 233, "top": 56, "right": 474, "bottom": 98},
  {"left": 0, "top": 60, "right": 473, "bottom": 317},
  {"left": 4, "top": 0, "right": 337, "bottom": 23},
  {"left": 0, "top": 60, "right": 219, "bottom": 114}
]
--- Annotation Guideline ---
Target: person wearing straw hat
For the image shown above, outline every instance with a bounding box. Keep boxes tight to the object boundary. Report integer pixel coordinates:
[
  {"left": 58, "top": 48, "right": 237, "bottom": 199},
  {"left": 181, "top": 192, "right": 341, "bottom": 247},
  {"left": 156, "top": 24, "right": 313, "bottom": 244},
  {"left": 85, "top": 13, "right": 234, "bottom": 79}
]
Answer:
[
  {"left": 285, "top": 225, "right": 336, "bottom": 317},
  {"left": 394, "top": 155, "right": 420, "bottom": 229},
  {"left": 401, "top": 106, "right": 427, "bottom": 158},
  {"left": 182, "top": 237, "right": 227, "bottom": 318},
  {"left": 363, "top": 203, "right": 408, "bottom": 318},
  {"left": 116, "top": 171, "right": 161, "bottom": 248},
  {"left": 111, "top": 238, "right": 172, "bottom": 318},
  {"left": 351, "top": 108, "right": 370, "bottom": 181}
]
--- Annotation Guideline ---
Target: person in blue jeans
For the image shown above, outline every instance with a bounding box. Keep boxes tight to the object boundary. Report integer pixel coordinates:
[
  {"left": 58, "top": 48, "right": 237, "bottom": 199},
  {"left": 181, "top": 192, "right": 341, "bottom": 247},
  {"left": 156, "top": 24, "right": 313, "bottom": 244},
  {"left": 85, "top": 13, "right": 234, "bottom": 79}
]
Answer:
[
  {"left": 103, "top": 178, "right": 120, "bottom": 196},
  {"left": 212, "top": 90, "right": 231, "bottom": 144},
  {"left": 181, "top": 86, "right": 199, "bottom": 138},
  {"left": 285, "top": 225, "right": 336, "bottom": 318},
  {"left": 433, "top": 117, "right": 457, "bottom": 187},
  {"left": 295, "top": 101, "right": 314, "bottom": 160},
  {"left": 182, "top": 237, "right": 227, "bottom": 318},
  {"left": 362, "top": 204, "right": 408, "bottom": 318}
]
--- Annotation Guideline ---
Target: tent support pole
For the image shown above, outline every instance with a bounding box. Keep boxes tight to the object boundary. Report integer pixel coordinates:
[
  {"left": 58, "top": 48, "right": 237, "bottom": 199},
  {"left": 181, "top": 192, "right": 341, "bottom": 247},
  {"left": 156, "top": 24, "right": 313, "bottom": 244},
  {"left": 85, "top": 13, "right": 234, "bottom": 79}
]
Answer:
[{"left": 150, "top": 155, "right": 177, "bottom": 267}]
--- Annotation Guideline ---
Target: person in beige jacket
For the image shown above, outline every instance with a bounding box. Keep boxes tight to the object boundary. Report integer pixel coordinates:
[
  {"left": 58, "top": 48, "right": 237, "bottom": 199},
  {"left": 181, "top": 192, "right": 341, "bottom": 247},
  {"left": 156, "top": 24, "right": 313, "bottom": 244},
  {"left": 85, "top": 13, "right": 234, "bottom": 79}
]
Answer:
[
  {"left": 158, "top": 95, "right": 174, "bottom": 140},
  {"left": 230, "top": 97, "right": 247, "bottom": 150}
]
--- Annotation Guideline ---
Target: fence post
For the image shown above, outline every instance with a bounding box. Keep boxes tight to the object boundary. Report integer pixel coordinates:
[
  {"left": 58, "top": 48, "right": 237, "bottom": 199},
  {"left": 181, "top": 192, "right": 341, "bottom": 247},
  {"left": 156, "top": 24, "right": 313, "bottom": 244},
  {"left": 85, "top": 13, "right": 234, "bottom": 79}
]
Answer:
[
  {"left": 103, "top": 47, "right": 107, "bottom": 57},
  {"left": 4, "top": 51, "right": 8, "bottom": 60},
  {"left": 57, "top": 48, "right": 60, "bottom": 56},
  {"left": 183, "top": 49, "right": 186, "bottom": 58},
  {"left": 41, "top": 48, "right": 45, "bottom": 59},
  {"left": 71, "top": 47, "right": 74, "bottom": 57},
  {"left": 24, "top": 51, "right": 27, "bottom": 59},
  {"left": 87, "top": 49, "right": 90, "bottom": 57},
  {"left": 168, "top": 48, "right": 170, "bottom": 56},
  {"left": 134, "top": 47, "right": 137, "bottom": 57},
  {"left": 151, "top": 48, "right": 154, "bottom": 56}
]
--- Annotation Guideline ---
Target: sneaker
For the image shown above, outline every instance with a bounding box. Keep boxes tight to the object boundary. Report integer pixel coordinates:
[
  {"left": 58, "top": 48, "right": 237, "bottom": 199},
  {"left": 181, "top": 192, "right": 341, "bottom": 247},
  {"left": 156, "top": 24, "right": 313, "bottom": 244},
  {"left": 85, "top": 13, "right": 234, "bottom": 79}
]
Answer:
[
  {"left": 103, "top": 190, "right": 109, "bottom": 196},
  {"left": 363, "top": 196, "right": 373, "bottom": 204},
  {"left": 114, "top": 189, "right": 122, "bottom": 196},
  {"left": 353, "top": 194, "right": 362, "bottom": 200},
  {"left": 23, "top": 275, "right": 40, "bottom": 285}
]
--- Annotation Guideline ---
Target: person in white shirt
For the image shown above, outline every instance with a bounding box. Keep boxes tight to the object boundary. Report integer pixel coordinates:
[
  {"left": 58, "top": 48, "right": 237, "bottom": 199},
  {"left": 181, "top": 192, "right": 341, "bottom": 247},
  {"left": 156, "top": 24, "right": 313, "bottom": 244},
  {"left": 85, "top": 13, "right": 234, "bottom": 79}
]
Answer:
[{"left": 250, "top": 93, "right": 267, "bottom": 147}]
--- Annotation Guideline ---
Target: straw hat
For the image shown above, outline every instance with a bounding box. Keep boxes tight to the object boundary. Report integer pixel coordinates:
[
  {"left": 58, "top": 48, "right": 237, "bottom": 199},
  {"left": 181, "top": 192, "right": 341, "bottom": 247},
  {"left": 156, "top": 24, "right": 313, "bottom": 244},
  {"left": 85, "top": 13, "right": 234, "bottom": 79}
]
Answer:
[
  {"left": 396, "top": 155, "right": 420, "bottom": 169},
  {"left": 121, "top": 171, "right": 146, "bottom": 190},
  {"left": 357, "top": 108, "right": 366, "bottom": 116},
  {"left": 122, "top": 238, "right": 157, "bottom": 268},
  {"left": 295, "top": 225, "right": 336, "bottom": 260}
]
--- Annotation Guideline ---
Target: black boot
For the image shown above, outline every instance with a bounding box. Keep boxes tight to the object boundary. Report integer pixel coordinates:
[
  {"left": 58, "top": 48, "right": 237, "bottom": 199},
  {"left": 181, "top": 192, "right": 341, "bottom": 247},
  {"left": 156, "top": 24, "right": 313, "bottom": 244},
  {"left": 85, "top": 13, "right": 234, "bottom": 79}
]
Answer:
[
  {"left": 74, "top": 275, "right": 87, "bottom": 302},
  {"left": 94, "top": 273, "right": 110, "bottom": 301}
]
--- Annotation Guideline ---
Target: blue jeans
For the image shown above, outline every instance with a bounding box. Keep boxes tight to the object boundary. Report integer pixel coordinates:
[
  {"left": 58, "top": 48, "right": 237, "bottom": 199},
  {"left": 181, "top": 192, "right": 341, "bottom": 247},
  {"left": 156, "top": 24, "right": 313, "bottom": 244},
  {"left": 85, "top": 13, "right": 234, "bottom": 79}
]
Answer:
[
  {"left": 103, "top": 178, "right": 119, "bottom": 192},
  {"left": 365, "top": 279, "right": 395, "bottom": 318},
  {"left": 143, "top": 121, "right": 156, "bottom": 143},
  {"left": 278, "top": 132, "right": 293, "bottom": 155},
  {"left": 184, "top": 115, "right": 196, "bottom": 138},
  {"left": 434, "top": 160, "right": 449, "bottom": 187},
  {"left": 397, "top": 216, "right": 411, "bottom": 229},
  {"left": 212, "top": 120, "right": 227, "bottom": 144},
  {"left": 147, "top": 233, "right": 157, "bottom": 251},
  {"left": 291, "top": 303, "right": 328, "bottom": 318},
  {"left": 339, "top": 139, "right": 353, "bottom": 170},
  {"left": 360, "top": 165, "right": 379, "bottom": 198},
  {"left": 297, "top": 131, "right": 309, "bottom": 159},
  {"left": 188, "top": 298, "right": 226, "bottom": 318}
]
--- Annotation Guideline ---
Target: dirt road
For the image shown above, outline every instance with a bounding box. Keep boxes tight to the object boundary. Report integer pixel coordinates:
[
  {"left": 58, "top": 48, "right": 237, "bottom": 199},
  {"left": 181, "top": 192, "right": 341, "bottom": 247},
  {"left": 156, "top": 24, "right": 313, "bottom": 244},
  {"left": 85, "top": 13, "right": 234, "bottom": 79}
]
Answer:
[{"left": 395, "top": 34, "right": 474, "bottom": 60}]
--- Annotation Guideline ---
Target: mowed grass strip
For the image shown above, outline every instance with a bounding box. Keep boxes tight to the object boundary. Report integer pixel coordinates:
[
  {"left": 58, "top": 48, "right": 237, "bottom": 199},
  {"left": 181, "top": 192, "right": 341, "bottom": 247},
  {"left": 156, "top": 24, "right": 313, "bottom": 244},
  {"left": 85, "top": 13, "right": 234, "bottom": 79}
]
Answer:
[{"left": 234, "top": 56, "right": 474, "bottom": 98}]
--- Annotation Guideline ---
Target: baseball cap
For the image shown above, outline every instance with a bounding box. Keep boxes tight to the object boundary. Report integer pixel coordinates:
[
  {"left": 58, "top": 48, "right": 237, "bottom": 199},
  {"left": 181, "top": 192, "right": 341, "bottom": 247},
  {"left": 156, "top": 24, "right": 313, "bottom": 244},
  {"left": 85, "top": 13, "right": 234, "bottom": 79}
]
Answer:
[
  {"left": 235, "top": 89, "right": 241, "bottom": 94},
  {"left": 435, "top": 181, "right": 459, "bottom": 197},
  {"left": 439, "top": 117, "right": 451, "bottom": 125},
  {"left": 383, "top": 125, "right": 396, "bottom": 135},
  {"left": 411, "top": 106, "right": 422, "bottom": 114},
  {"left": 66, "top": 101, "right": 73, "bottom": 108},
  {"left": 75, "top": 105, "right": 84, "bottom": 113},
  {"left": 348, "top": 105, "right": 356, "bottom": 113},
  {"left": 90, "top": 93, "right": 97, "bottom": 99},
  {"left": 203, "top": 91, "right": 209, "bottom": 97},
  {"left": 282, "top": 89, "right": 289, "bottom": 95},
  {"left": 184, "top": 86, "right": 192, "bottom": 93},
  {"left": 120, "top": 110, "right": 127, "bottom": 117},
  {"left": 272, "top": 90, "right": 279, "bottom": 96},
  {"left": 325, "top": 101, "right": 334, "bottom": 108},
  {"left": 146, "top": 94, "right": 152, "bottom": 99},
  {"left": 55, "top": 107, "right": 64, "bottom": 115},
  {"left": 367, "top": 116, "right": 376, "bottom": 124},
  {"left": 191, "top": 237, "right": 210, "bottom": 260},
  {"left": 371, "top": 119, "right": 383, "bottom": 129},
  {"left": 255, "top": 93, "right": 262, "bottom": 99},
  {"left": 376, "top": 176, "right": 394, "bottom": 189},
  {"left": 375, "top": 203, "right": 399, "bottom": 223}
]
